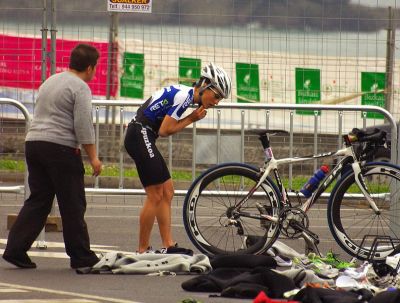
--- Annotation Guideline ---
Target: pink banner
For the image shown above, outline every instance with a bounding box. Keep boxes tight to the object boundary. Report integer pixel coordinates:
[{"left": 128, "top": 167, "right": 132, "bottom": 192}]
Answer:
[{"left": 0, "top": 34, "right": 118, "bottom": 97}]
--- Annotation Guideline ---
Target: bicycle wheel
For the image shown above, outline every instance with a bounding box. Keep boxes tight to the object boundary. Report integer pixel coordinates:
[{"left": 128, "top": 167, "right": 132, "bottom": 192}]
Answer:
[
  {"left": 183, "top": 162, "right": 282, "bottom": 256},
  {"left": 328, "top": 162, "right": 400, "bottom": 261}
]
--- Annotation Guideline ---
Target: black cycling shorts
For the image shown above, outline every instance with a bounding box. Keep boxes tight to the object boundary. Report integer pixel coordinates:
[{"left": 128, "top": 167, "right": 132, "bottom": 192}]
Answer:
[{"left": 124, "top": 122, "right": 171, "bottom": 187}]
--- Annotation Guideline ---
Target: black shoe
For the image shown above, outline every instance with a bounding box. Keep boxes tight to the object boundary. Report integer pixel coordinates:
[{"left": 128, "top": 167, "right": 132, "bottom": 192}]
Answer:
[
  {"left": 156, "top": 243, "right": 194, "bottom": 256},
  {"left": 3, "top": 254, "right": 37, "bottom": 269},
  {"left": 70, "top": 256, "right": 100, "bottom": 269}
]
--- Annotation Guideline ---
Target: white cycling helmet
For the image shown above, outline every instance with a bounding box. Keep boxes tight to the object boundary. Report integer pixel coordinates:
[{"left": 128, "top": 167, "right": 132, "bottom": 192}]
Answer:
[{"left": 201, "top": 62, "right": 232, "bottom": 99}]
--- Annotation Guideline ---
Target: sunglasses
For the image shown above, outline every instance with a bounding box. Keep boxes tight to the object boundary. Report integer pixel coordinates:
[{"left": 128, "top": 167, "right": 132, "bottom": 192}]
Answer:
[{"left": 208, "top": 87, "right": 222, "bottom": 100}]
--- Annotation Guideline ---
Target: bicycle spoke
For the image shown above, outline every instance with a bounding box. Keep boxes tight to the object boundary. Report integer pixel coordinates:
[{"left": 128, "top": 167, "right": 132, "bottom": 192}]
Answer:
[
  {"left": 241, "top": 220, "right": 262, "bottom": 237},
  {"left": 214, "top": 226, "right": 231, "bottom": 249},
  {"left": 378, "top": 208, "right": 400, "bottom": 215},
  {"left": 228, "top": 226, "right": 238, "bottom": 252},
  {"left": 379, "top": 213, "right": 400, "bottom": 239},
  {"left": 351, "top": 214, "right": 378, "bottom": 242},
  {"left": 339, "top": 211, "right": 375, "bottom": 220},
  {"left": 377, "top": 216, "right": 388, "bottom": 238},
  {"left": 210, "top": 180, "right": 235, "bottom": 209},
  {"left": 196, "top": 196, "right": 227, "bottom": 210}
]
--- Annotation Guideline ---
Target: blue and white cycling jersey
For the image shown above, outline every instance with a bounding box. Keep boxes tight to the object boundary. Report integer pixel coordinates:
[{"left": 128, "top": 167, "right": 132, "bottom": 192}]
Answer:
[{"left": 135, "top": 84, "right": 194, "bottom": 133}]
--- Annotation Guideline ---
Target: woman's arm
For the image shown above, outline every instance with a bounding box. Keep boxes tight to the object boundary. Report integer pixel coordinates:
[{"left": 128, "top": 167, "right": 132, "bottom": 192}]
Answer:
[{"left": 158, "top": 106, "right": 207, "bottom": 137}]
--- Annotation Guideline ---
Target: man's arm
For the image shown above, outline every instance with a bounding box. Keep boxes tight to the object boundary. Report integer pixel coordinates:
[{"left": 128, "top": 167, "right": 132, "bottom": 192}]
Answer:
[
  {"left": 82, "top": 143, "right": 102, "bottom": 176},
  {"left": 158, "top": 106, "right": 207, "bottom": 137}
]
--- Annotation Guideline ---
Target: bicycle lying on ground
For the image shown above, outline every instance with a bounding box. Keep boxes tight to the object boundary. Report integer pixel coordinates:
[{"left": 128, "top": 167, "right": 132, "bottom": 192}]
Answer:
[{"left": 183, "top": 128, "right": 400, "bottom": 261}]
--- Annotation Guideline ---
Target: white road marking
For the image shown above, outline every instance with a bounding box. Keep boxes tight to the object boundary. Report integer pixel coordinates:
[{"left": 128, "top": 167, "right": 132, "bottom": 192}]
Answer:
[
  {"left": 0, "top": 240, "right": 134, "bottom": 258},
  {"left": 0, "top": 240, "right": 117, "bottom": 249},
  {"left": 0, "top": 248, "right": 68, "bottom": 259},
  {"left": 0, "top": 248, "right": 136, "bottom": 259},
  {"left": 0, "top": 300, "right": 97, "bottom": 302},
  {"left": 0, "top": 282, "right": 141, "bottom": 303},
  {"left": 0, "top": 288, "right": 28, "bottom": 293}
]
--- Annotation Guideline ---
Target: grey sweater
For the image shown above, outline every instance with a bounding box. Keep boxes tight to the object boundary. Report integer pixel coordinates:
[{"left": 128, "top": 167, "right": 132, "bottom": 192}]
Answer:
[{"left": 26, "top": 71, "right": 95, "bottom": 148}]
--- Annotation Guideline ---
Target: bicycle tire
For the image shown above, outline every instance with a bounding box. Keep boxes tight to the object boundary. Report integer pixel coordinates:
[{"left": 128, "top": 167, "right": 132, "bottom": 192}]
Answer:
[
  {"left": 328, "top": 161, "right": 400, "bottom": 261},
  {"left": 183, "top": 162, "right": 282, "bottom": 256}
]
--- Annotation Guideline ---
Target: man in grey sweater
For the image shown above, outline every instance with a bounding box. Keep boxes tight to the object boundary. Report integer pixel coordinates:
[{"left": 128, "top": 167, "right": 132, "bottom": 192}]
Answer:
[{"left": 3, "top": 44, "right": 102, "bottom": 269}]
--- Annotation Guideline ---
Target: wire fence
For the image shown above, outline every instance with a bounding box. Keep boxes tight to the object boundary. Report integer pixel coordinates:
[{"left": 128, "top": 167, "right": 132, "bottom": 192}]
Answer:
[
  {"left": 1, "top": 98, "right": 398, "bottom": 194},
  {"left": 1, "top": 0, "right": 400, "bottom": 186}
]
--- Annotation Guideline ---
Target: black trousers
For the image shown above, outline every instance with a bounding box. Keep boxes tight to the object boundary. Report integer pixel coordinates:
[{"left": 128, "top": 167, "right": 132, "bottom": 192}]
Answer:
[{"left": 5, "top": 141, "right": 98, "bottom": 268}]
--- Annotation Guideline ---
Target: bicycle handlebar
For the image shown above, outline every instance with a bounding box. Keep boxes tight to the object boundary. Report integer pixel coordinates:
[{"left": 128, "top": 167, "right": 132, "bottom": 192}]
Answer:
[
  {"left": 350, "top": 127, "right": 387, "bottom": 144},
  {"left": 253, "top": 127, "right": 386, "bottom": 151}
]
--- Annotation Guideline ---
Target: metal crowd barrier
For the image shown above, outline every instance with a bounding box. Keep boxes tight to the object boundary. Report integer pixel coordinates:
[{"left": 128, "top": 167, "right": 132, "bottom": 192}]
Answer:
[{"left": 0, "top": 98, "right": 30, "bottom": 195}]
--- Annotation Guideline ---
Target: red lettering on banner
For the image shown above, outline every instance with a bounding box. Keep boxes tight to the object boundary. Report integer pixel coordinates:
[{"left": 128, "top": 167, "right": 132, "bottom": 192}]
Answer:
[{"left": 0, "top": 34, "right": 118, "bottom": 97}]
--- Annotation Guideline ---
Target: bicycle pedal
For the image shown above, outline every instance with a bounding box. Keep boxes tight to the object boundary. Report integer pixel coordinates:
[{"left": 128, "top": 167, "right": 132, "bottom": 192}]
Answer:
[
  {"left": 301, "top": 228, "right": 320, "bottom": 243},
  {"left": 309, "top": 231, "right": 319, "bottom": 241},
  {"left": 307, "top": 232, "right": 320, "bottom": 243},
  {"left": 302, "top": 232, "right": 322, "bottom": 256}
]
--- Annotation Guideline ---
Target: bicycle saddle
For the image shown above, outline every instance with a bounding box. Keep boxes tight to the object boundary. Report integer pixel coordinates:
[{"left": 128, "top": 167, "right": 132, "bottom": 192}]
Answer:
[{"left": 250, "top": 129, "right": 290, "bottom": 136}]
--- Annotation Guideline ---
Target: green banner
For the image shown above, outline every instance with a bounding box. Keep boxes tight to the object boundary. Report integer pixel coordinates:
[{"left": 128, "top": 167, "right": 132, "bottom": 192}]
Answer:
[
  {"left": 120, "top": 52, "right": 144, "bottom": 99},
  {"left": 361, "top": 72, "right": 385, "bottom": 119},
  {"left": 236, "top": 63, "right": 260, "bottom": 103},
  {"left": 295, "top": 68, "right": 321, "bottom": 115},
  {"left": 179, "top": 57, "right": 201, "bottom": 86}
]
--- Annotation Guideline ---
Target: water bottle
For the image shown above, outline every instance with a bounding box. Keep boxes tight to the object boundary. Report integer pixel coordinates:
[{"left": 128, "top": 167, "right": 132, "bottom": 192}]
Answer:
[{"left": 300, "top": 165, "right": 329, "bottom": 198}]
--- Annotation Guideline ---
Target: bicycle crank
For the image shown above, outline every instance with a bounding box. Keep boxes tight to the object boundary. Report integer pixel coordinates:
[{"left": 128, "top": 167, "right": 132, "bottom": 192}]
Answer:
[{"left": 279, "top": 207, "right": 310, "bottom": 239}]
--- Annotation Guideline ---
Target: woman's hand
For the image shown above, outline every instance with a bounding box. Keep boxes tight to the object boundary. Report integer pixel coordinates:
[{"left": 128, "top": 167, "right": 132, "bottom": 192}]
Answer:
[{"left": 190, "top": 105, "right": 207, "bottom": 122}]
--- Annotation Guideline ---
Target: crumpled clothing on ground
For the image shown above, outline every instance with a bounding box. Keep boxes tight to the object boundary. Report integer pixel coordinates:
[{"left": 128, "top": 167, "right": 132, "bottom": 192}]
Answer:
[
  {"left": 221, "top": 282, "right": 271, "bottom": 299},
  {"left": 266, "top": 247, "right": 293, "bottom": 267},
  {"left": 309, "top": 252, "right": 356, "bottom": 270},
  {"left": 76, "top": 252, "right": 211, "bottom": 274},
  {"left": 369, "top": 289, "right": 400, "bottom": 303},
  {"left": 292, "top": 286, "right": 374, "bottom": 303},
  {"left": 342, "top": 261, "right": 371, "bottom": 281},
  {"left": 254, "top": 290, "right": 300, "bottom": 303},
  {"left": 210, "top": 254, "right": 277, "bottom": 270},
  {"left": 335, "top": 274, "right": 381, "bottom": 293},
  {"left": 276, "top": 268, "right": 335, "bottom": 288},
  {"left": 270, "top": 241, "right": 304, "bottom": 259},
  {"left": 363, "top": 262, "right": 400, "bottom": 290},
  {"left": 182, "top": 266, "right": 296, "bottom": 299},
  {"left": 293, "top": 255, "right": 339, "bottom": 279},
  {"left": 385, "top": 254, "right": 400, "bottom": 271}
]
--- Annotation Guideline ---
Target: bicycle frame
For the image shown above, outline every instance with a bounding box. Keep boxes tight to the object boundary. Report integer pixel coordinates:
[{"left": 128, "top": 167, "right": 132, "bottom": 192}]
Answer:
[{"left": 234, "top": 134, "right": 380, "bottom": 223}]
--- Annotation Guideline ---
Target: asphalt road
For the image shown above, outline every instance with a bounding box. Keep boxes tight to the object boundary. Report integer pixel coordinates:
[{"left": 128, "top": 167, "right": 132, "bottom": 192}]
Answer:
[{"left": 0, "top": 192, "right": 346, "bottom": 303}]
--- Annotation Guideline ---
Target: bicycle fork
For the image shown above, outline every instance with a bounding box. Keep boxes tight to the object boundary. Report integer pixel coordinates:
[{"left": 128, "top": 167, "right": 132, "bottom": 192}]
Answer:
[{"left": 352, "top": 162, "right": 381, "bottom": 214}]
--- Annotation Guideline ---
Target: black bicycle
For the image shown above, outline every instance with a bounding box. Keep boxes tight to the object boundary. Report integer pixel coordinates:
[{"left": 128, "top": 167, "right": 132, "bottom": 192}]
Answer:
[{"left": 183, "top": 128, "right": 400, "bottom": 261}]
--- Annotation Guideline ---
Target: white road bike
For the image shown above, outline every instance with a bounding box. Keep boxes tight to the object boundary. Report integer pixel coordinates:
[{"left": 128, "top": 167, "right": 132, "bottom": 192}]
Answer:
[{"left": 183, "top": 128, "right": 400, "bottom": 261}]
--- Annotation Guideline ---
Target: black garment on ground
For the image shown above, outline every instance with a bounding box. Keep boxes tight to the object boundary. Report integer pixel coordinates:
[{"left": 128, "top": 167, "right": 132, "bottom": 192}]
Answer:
[
  {"left": 4, "top": 141, "right": 99, "bottom": 268},
  {"left": 292, "top": 286, "right": 371, "bottom": 303},
  {"left": 220, "top": 282, "right": 270, "bottom": 299},
  {"left": 182, "top": 268, "right": 245, "bottom": 292},
  {"left": 210, "top": 254, "right": 277, "bottom": 269},
  {"left": 182, "top": 266, "right": 295, "bottom": 299},
  {"left": 369, "top": 289, "right": 400, "bottom": 303}
]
